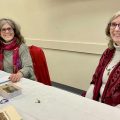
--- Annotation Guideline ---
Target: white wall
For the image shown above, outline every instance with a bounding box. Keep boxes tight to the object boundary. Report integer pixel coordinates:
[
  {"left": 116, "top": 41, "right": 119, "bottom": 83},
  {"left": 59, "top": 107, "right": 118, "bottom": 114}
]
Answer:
[{"left": 0, "top": 0, "right": 120, "bottom": 90}]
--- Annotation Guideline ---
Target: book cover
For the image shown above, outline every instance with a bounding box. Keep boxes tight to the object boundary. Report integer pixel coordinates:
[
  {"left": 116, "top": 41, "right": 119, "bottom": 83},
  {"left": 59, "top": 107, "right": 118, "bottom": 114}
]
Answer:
[
  {"left": 0, "top": 83, "right": 22, "bottom": 99},
  {"left": 0, "top": 105, "right": 22, "bottom": 120}
]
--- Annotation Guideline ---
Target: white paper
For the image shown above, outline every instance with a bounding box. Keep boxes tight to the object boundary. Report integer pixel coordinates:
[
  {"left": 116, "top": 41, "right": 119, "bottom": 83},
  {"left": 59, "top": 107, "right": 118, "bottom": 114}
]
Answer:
[{"left": 0, "top": 71, "right": 10, "bottom": 84}]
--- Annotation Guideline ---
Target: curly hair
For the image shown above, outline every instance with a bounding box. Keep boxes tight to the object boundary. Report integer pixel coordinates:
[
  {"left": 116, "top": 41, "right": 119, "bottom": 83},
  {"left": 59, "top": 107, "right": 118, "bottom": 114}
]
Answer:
[{"left": 0, "top": 18, "right": 25, "bottom": 44}]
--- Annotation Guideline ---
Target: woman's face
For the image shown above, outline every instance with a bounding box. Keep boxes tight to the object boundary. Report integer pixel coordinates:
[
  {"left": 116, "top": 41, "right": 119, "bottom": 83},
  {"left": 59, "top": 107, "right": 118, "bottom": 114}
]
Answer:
[
  {"left": 110, "top": 16, "right": 120, "bottom": 46},
  {"left": 0, "top": 23, "right": 14, "bottom": 42}
]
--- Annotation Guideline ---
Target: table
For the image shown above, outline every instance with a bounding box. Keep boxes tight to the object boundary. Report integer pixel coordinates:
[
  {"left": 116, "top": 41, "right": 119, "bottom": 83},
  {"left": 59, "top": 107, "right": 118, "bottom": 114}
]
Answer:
[{"left": 0, "top": 71, "right": 120, "bottom": 120}]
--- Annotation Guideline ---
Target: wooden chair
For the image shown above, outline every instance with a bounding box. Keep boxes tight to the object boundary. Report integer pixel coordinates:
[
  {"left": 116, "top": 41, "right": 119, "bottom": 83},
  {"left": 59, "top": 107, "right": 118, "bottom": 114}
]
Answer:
[{"left": 29, "top": 45, "right": 51, "bottom": 86}]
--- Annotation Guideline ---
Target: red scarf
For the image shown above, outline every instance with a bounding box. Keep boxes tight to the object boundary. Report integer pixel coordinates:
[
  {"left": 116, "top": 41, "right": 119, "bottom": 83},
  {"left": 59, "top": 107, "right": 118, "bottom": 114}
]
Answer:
[{"left": 0, "top": 38, "right": 21, "bottom": 73}]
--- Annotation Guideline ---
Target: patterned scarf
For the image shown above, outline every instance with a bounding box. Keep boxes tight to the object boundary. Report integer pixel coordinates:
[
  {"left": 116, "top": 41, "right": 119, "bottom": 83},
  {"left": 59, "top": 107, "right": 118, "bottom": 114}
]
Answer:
[{"left": 0, "top": 38, "right": 21, "bottom": 73}]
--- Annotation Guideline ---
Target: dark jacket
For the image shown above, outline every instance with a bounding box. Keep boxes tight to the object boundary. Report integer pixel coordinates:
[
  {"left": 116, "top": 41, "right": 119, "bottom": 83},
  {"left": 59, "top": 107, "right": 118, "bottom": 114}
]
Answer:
[{"left": 91, "top": 48, "right": 120, "bottom": 106}]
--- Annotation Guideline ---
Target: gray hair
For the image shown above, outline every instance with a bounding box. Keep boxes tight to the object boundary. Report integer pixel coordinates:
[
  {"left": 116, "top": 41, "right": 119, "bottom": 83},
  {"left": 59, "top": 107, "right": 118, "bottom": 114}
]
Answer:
[
  {"left": 105, "top": 11, "right": 120, "bottom": 49},
  {"left": 0, "top": 18, "right": 25, "bottom": 44}
]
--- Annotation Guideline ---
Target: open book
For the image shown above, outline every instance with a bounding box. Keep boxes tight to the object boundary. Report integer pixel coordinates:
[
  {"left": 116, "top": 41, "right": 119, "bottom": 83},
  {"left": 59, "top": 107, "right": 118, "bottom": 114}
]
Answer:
[{"left": 0, "top": 105, "right": 22, "bottom": 120}]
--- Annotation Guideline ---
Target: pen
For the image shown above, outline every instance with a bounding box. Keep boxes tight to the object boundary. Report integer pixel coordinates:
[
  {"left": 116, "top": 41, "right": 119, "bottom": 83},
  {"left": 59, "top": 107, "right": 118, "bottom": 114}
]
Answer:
[
  {"left": 0, "top": 79, "right": 10, "bottom": 84},
  {"left": 0, "top": 77, "right": 10, "bottom": 84}
]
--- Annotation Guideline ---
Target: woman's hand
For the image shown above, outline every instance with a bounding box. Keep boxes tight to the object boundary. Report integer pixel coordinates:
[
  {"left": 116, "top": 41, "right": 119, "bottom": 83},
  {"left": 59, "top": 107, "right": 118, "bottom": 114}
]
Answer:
[{"left": 9, "top": 71, "right": 23, "bottom": 82}]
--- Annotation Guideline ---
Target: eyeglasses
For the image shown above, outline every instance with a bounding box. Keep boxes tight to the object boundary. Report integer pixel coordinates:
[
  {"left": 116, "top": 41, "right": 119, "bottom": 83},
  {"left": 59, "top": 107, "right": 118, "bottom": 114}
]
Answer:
[
  {"left": 0, "top": 98, "right": 9, "bottom": 104},
  {"left": 1, "top": 27, "right": 14, "bottom": 33},
  {"left": 110, "top": 23, "right": 120, "bottom": 30}
]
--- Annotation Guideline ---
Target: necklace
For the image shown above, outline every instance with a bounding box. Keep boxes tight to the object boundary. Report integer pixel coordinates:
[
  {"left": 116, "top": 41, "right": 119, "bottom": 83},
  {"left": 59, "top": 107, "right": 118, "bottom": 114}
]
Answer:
[
  {"left": 105, "top": 45, "right": 120, "bottom": 76},
  {"left": 105, "top": 65, "right": 116, "bottom": 76}
]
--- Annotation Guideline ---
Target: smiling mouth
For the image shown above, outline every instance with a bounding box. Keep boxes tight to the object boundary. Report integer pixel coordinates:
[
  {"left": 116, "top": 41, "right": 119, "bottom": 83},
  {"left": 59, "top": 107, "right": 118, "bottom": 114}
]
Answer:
[{"left": 4, "top": 35, "right": 11, "bottom": 37}]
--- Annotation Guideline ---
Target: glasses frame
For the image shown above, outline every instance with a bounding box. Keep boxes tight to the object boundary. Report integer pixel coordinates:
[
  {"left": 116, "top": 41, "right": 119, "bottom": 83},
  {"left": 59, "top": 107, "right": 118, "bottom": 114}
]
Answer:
[
  {"left": 1, "top": 27, "right": 14, "bottom": 33},
  {"left": 0, "top": 98, "right": 9, "bottom": 104},
  {"left": 110, "top": 22, "right": 120, "bottom": 30}
]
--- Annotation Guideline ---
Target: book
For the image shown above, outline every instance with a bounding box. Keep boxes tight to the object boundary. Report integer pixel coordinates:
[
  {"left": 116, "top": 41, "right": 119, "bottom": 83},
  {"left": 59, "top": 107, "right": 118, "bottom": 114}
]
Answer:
[
  {"left": 0, "top": 83, "right": 22, "bottom": 99},
  {"left": 0, "top": 105, "right": 22, "bottom": 120}
]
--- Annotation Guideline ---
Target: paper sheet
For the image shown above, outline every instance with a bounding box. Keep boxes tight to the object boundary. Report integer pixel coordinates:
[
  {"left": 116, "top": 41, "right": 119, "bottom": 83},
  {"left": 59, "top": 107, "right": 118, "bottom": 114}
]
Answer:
[{"left": 0, "top": 71, "right": 10, "bottom": 84}]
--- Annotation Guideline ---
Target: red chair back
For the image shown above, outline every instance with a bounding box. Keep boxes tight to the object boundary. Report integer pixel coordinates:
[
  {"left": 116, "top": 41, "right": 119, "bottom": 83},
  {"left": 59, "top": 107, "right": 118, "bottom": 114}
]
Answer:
[{"left": 29, "top": 45, "right": 51, "bottom": 86}]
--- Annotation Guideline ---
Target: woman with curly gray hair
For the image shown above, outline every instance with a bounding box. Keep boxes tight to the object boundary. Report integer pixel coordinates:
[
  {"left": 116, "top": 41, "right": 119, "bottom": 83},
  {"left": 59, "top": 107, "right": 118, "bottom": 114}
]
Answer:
[{"left": 0, "top": 18, "right": 36, "bottom": 82}]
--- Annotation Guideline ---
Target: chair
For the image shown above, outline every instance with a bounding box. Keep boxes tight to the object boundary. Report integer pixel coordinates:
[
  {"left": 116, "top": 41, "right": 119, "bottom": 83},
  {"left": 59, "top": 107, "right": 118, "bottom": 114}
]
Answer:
[
  {"left": 29, "top": 45, "right": 51, "bottom": 86},
  {"left": 81, "top": 91, "right": 86, "bottom": 97}
]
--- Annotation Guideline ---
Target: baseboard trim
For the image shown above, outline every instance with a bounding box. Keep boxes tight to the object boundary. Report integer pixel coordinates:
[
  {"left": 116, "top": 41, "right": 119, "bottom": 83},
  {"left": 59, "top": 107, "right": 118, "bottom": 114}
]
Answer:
[{"left": 52, "top": 81, "right": 85, "bottom": 95}]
